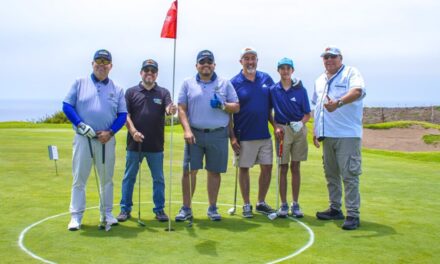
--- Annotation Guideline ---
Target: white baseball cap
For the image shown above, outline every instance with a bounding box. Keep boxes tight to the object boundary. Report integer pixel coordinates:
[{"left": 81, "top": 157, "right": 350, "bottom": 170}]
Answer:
[
  {"left": 240, "top": 47, "right": 258, "bottom": 58},
  {"left": 320, "top": 46, "right": 342, "bottom": 57}
]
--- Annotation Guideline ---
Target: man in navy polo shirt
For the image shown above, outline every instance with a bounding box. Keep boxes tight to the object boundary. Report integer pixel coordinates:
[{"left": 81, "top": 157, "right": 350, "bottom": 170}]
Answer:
[
  {"left": 229, "top": 47, "right": 276, "bottom": 218},
  {"left": 176, "top": 50, "right": 239, "bottom": 221},
  {"left": 63, "top": 49, "right": 127, "bottom": 231},
  {"left": 116, "top": 59, "right": 176, "bottom": 222},
  {"left": 270, "top": 57, "right": 311, "bottom": 218}
]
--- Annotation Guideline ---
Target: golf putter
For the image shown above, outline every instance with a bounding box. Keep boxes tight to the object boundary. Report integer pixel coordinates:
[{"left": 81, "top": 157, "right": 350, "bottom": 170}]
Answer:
[
  {"left": 101, "top": 143, "right": 111, "bottom": 231},
  {"left": 137, "top": 142, "right": 146, "bottom": 227},
  {"left": 87, "top": 138, "right": 108, "bottom": 231},
  {"left": 228, "top": 130, "right": 240, "bottom": 215},
  {"left": 268, "top": 137, "right": 283, "bottom": 221}
]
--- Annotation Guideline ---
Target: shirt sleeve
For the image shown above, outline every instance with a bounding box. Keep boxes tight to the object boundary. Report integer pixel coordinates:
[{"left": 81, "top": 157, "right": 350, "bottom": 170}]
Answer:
[
  {"left": 63, "top": 79, "right": 79, "bottom": 106},
  {"left": 164, "top": 89, "right": 172, "bottom": 107},
  {"left": 348, "top": 67, "right": 366, "bottom": 99},
  {"left": 125, "top": 89, "right": 132, "bottom": 114},
  {"left": 116, "top": 86, "right": 127, "bottom": 113},
  {"left": 225, "top": 80, "right": 239, "bottom": 103},
  {"left": 177, "top": 81, "right": 188, "bottom": 105},
  {"left": 303, "top": 87, "right": 311, "bottom": 114}
]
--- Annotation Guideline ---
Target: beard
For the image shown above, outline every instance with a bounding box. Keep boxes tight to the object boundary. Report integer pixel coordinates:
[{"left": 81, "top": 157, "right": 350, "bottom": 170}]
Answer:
[{"left": 245, "top": 66, "right": 256, "bottom": 74}]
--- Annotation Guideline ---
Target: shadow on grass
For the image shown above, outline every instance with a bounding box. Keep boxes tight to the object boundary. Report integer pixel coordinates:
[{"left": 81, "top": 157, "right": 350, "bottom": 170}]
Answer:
[
  {"left": 294, "top": 215, "right": 397, "bottom": 237},
  {"left": 351, "top": 219, "right": 397, "bottom": 238}
]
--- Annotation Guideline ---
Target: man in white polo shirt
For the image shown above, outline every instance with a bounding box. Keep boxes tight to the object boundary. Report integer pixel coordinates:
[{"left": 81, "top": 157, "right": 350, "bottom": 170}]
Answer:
[
  {"left": 312, "top": 46, "right": 365, "bottom": 230},
  {"left": 63, "top": 49, "right": 127, "bottom": 231}
]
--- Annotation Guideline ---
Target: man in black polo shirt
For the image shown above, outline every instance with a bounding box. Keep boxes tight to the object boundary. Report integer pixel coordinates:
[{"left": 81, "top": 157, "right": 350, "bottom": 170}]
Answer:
[{"left": 117, "top": 59, "right": 176, "bottom": 222}]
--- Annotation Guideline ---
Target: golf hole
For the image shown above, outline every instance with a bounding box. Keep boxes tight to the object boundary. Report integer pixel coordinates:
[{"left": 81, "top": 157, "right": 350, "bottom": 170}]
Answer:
[{"left": 18, "top": 201, "right": 314, "bottom": 263}]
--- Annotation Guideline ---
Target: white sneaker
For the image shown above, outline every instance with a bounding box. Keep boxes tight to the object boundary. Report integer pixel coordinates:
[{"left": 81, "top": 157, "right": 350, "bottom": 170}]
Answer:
[
  {"left": 67, "top": 216, "right": 82, "bottom": 231},
  {"left": 101, "top": 213, "right": 118, "bottom": 226}
]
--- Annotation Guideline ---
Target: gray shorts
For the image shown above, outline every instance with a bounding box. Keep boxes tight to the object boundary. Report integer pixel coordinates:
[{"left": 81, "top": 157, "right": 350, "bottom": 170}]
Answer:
[{"left": 183, "top": 127, "right": 229, "bottom": 173}]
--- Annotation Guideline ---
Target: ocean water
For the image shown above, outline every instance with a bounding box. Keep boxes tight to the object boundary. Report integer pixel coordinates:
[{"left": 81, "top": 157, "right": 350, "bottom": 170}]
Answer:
[{"left": 0, "top": 99, "right": 63, "bottom": 122}]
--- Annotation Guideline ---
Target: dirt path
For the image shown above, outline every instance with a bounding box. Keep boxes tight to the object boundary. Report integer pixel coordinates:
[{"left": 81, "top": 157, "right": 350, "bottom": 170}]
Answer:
[{"left": 363, "top": 126, "right": 440, "bottom": 152}]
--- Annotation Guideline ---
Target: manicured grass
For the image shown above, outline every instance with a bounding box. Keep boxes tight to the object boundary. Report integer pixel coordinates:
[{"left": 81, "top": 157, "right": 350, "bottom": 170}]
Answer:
[{"left": 1, "top": 123, "right": 439, "bottom": 263}]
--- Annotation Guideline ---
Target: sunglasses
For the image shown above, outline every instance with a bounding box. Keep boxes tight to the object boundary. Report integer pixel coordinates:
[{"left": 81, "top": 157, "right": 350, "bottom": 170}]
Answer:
[
  {"left": 94, "top": 58, "right": 111, "bottom": 65},
  {"left": 198, "top": 59, "right": 214, "bottom": 65},
  {"left": 323, "top": 54, "right": 339, "bottom": 60},
  {"left": 143, "top": 67, "right": 158, "bottom": 74}
]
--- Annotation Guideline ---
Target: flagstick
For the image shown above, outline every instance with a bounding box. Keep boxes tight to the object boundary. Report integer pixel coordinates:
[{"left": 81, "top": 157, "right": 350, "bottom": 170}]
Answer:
[{"left": 166, "top": 37, "right": 177, "bottom": 232}]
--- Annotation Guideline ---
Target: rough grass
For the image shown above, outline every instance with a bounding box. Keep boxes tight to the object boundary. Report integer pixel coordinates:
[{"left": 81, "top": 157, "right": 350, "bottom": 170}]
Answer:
[
  {"left": 422, "top": 134, "right": 440, "bottom": 145},
  {"left": 363, "top": 120, "right": 440, "bottom": 130},
  {"left": 1, "top": 123, "right": 439, "bottom": 263}
]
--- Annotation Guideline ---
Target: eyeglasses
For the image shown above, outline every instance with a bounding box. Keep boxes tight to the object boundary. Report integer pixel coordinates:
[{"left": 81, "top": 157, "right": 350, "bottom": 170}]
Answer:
[
  {"left": 143, "top": 67, "right": 158, "bottom": 74},
  {"left": 94, "top": 58, "right": 111, "bottom": 65},
  {"left": 198, "top": 59, "right": 213, "bottom": 65},
  {"left": 323, "top": 54, "right": 339, "bottom": 60}
]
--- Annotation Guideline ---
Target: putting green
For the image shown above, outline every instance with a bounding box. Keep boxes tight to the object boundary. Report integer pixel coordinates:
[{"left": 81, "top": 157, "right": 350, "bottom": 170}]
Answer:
[{"left": 19, "top": 202, "right": 314, "bottom": 264}]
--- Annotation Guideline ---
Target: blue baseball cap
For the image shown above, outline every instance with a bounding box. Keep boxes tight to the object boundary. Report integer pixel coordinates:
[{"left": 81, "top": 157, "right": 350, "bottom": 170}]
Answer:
[
  {"left": 94, "top": 49, "right": 112, "bottom": 61},
  {"left": 196, "top": 50, "right": 215, "bottom": 63},
  {"left": 277, "top": 57, "right": 294, "bottom": 69},
  {"left": 320, "top": 46, "right": 342, "bottom": 57},
  {"left": 141, "top": 59, "right": 158, "bottom": 70}
]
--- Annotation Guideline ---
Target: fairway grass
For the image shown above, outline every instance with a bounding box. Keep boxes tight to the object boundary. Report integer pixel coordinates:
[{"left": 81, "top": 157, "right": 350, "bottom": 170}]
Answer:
[{"left": 1, "top": 124, "right": 439, "bottom": 263}]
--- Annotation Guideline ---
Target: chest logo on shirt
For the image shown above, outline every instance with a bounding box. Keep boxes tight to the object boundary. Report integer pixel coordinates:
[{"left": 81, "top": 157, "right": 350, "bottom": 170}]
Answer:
[
  {"left": 153, "top": 98, "right": 162, "bottom": 105},
  {"left": 290, "top": 97, "right": 297, "bottom": 102}
]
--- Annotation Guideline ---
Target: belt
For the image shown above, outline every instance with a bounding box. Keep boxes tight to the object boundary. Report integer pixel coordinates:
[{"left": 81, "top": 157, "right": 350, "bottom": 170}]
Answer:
[{"left": 191, "top": 127, "right": 224, "bottom": 133}]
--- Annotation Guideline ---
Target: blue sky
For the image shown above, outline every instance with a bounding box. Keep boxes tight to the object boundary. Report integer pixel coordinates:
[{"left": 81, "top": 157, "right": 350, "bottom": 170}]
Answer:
[{"left": 1, "top": 0, "right": 439, "bottom": 107}]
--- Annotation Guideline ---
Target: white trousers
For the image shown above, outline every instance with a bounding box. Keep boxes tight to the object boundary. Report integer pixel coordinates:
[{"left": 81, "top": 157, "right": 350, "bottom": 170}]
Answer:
[{"left": 69, "top": 134, "right": 116, "bottom": 217}]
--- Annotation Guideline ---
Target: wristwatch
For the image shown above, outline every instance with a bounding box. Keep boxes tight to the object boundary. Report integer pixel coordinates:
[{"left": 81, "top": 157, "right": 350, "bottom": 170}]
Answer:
[{"left": 337, "top": 100, "right": 344, "bottom": 108}]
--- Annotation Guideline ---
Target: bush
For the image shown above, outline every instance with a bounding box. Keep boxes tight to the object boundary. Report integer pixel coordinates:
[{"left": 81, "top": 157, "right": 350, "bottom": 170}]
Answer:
[
  {"left": 38, "top": 111, "right": 70, "bottom": 124},
  {"left": 165, "top": 115, "right": 180, "bottom": 126}
]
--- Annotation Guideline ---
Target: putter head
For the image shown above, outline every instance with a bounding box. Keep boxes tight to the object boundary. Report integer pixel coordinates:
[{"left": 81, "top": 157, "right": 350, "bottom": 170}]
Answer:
[
  {"left": 228, "top": 207, "right": 236, "bottom": 215},
  {"left": 137, "top": 220, "right": 146, "bottom": 227},
  {"left": 187, "top": 216, "right": 193, "bottom": 227},
  {"left": 268, "top": 212, "right": 278, "bottom": 221}
]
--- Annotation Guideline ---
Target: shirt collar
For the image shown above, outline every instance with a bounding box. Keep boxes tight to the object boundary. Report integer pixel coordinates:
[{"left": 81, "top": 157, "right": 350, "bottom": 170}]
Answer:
[
  {"left": 91, "top": 73, "right": 109, "bottom": 85},
  {"left": 196, "top": 72, "right": 217, "bottom": 83},
  {"left": 137, "top": 82, "right": 157, "bottom": 91}
]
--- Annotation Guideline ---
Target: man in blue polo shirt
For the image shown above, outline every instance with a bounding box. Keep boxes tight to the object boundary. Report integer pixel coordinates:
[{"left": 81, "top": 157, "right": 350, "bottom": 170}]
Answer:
[
  {"left": 312, "top": 46, "right": 366, "bottom": 230},
  {"left": 229, "top": 47, "right": 276, "bottom": 218},
  {"left": 63, "top": 49, "right": 127, "bottom": 231},
  {"left": 116, "top": 59, "right": 176, "bottom": 223},
  {"left": 270, "top": 57, "right": 311, "bottom": 218},
  {"left": 176, "top": 50, "right": 239, "bottom": 221}
]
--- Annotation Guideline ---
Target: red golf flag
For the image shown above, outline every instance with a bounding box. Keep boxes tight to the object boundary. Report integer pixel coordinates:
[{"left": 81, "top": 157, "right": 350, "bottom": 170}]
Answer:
[{"left": 161, "top": 1, "right": 178, "bottom": 39}]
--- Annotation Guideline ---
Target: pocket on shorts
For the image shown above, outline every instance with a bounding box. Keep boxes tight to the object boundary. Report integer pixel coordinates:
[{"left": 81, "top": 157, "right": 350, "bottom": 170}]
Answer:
[{"left": 348, "top": 155, "right": 362, "bottom": 176}]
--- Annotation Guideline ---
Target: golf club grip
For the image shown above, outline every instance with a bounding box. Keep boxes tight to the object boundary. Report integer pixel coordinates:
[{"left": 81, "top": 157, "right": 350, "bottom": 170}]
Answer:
[
  {"left": 138, "top": 142, "right": 142, "bottom": 162},
  {"left": 87, "top": 138, "right": 94, "bottom": 159},
  {"left": 278, "top": 139, "right": 284, "bottom": 158},
  {"left": 102, "top": 144, "right": 105, "bottom": 164}
]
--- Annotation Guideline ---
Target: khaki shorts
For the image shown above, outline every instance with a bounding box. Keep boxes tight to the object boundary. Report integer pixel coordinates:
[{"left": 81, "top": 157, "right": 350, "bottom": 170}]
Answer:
[
  {"left": 239, "top": 138, "right": 273, "bottom": 168},
  {"left": 276, "top": 125, "right": 308, "bottom": 164}
]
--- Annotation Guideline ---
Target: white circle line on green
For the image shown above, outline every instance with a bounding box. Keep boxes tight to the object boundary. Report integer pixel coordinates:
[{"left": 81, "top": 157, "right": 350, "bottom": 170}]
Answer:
[{"left": 18, "top": 201, "right": 314, "bottom": 264}]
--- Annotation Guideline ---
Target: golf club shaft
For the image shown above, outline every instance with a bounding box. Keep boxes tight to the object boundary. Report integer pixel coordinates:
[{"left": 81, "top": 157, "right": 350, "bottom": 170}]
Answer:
[
  {"left": 187, "top": 142, "right": 193, "bottom": 226},
  {"left": 233, "top": 130, "right": 240, "bottom": 211},
  {"left": 102, "top": 143, "right": 106, "bottom": 225},
  {"left": 137, "top": 142, "right": 144, "bottom": 225},
  {"left": 87, "top": 138, "right": 105, "bottom": 227}
]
